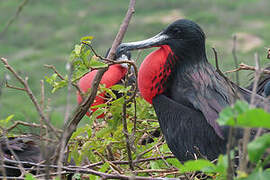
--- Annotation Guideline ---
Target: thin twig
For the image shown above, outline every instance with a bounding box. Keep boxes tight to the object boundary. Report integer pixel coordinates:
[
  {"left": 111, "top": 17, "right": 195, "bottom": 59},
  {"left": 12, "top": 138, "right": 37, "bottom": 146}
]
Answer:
[
  {"left": 239, "top": 53, "right": 261, "bottom": 173},
  {"left": 132, "top": 97, "right": 137, "bottom": 136},
  {"left": 225, "top": 63, "right": 270, "bottom": 75},
  {"left": 212, "top": 47, "right": 220, "bottom": 71},
  {"left": 1, "top": 58, "right": 59, "bottom": 139},
  {"left": 5, "top": 82, "right": 26, "bottom": 91},
  {"left": 86, "top": 155, "right": 175, "bottom": 168},
  {"left": 136, "top": 140, "right": 164, "bottom": 161},
  {"left": 0, "top": 134, "right": 26, "bottom": 177},
  {"left": 0, "top": 158, "right": 174, "bottom": 180},
  {"left": 232, "top": 35, "right": 240, "bottom": 85},
  {"left": 0, "top": 0, "right": 29, "bottom": 38},
  {"left": 5, "top": 121, "right": 62, "bottom": 133},
  {"left": 44, "top": 64, "right": 83, "bottom": 95},
  {"left": 226, "top": 127, "right": 235, "bottom": 180},
  {"left": 44, "top": 64, "right": 65, "bottom": 80},
  {"left": 0, "top": 146, "right": 7, "bottom": 178},
  {"left": 56, "top": 0, "right": 136, "bottom": 162},
  {"left": 94, "top": 150, "right": 123, "bottom": 174},
  {"left": 122, "top": 71, "right": 134, "bottom": 171}
]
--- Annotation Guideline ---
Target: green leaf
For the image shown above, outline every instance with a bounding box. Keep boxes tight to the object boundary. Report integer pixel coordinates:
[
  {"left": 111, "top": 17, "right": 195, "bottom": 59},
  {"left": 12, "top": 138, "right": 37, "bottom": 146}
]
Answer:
[
  {"left": 25, "top": 173, "right": 36, "bottom": 180},
  {"left": 99, "top": 162, "right": 110, "bottom": 173},
  {"left": 212, "top": 155, "right": 228, "bottom": 178},
  {"left": 71, "top": 126, "right": 89, "bottom": 139},
  {"left": 74, "top": 44, "right": 82, "bottom": 55},
  {"left": 100, "top": 86, "right": 117, "bottom": 99},
  {"left": 91, "top": 109, "right": 105, "bottom": 119},
  {"left": 72, "top": 173, "right": 81, "bottom": 179},
  {"left": 88, "top": 174, "right": 99, "bottom": 180},
  {"left": 239, "top": 169, "right": 270, "bottom": 180},
  {"left": 166, "top": 158, "right": 182, "bottom": 169},
  {"left": 89, "top": 57, "right": 108, "bottom": 69},
  {"left": 91, "top": 103, "right": 107, "bottom": 109},
  {"left": 218, "top": 101, "right": 270, "bottom": 128},
  {"left": 80, "top": 36, "right": 94, "bottom": 42},
  {"left": 52, "top": 79, "right": 68, "bottom": 93},
  {"left": 96, "top": 126, "right": 112, "bottom": 138},
  {"left": 150, "top": 161, "right": 161, "bottom": 169},
  {"left": 110, "top": 84, "right": 125, "bottom": 91},
  {"left": 179, "top": 159, "right": 216, "bottom": 173},
  {"left": 69, "top": 51, "right": 77, "bottom": 62},
  {"left": 248, "top": 134, "right": 270, "bottom": 163}
]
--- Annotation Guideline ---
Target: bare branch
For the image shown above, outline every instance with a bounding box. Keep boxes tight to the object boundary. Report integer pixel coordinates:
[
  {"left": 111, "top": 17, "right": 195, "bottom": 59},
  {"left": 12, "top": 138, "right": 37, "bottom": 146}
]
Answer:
[
  {"left": 239, "top": 53, "right": 261, "bottom": 173},
  {"left": 44, "top": 64, "right": 65, "bottom": 80},
  {"left": 212, "top": 47, "right": 220, "bottom": 71},
  {"left": 225, "top": 63, "right": 270, "bottom": 75},
  {"left": 5, "top": 121, "right": 62, "bottom": 133},
  {"left": 1, "top": 156, "right": 177, "bottom": 180},
  {"left": 5, "top": 82, "right": 26, "bottom": 91},
  {"left": 122, "top": 72, "right": 134, "bottom": 171},
  {"left": 44, "top": 64, "right": 83, "bottom": 95},
  {"left": 56, "top": 0, "right": 136, "bottom": 162},
  {"left": 232, "top": 35, "right": 240, "bottom": 85},
  {"left": 0, "top": 58, "right": 59, "bottom": 139}
]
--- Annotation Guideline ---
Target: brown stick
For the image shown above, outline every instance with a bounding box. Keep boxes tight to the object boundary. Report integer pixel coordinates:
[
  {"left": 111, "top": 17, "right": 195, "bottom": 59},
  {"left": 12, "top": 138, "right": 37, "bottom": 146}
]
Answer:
[
  {"left": 1, "top": 156, "right": 177, "bottom": 180},
  {"left": 44, "top": 64, "right": 83, "bottom": 95},
  {"left": 232, "top": 35, "right": 240, "bottom": 85},
  {"left": 225, "top": 63, "right": 270, "bottom": 75},
  {"left": 0, "top": 58, "right": 59, "bottom": 138},
  {"left": 5, "top": 121, "right": 62, "bottom": 133},
  {"left": 122, "top": 72, "right": 134, "bottom": 171},
  {"left": 239, "top": 53, "right": 261, "bottom": 173},
  {"left": 57, "top": 0, "right": 136, "bottom": 159}
]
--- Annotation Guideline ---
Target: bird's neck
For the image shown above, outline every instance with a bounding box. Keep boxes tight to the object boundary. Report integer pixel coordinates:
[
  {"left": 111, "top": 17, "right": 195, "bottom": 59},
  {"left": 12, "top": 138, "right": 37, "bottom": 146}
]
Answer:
[{"left": 175, "top": 55, "right": 209, "bottom": 76}]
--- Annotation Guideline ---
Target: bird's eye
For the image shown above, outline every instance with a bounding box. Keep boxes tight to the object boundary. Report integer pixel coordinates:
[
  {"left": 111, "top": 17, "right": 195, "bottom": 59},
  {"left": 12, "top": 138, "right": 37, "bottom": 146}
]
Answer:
[{"left": 171, "top": 28, "right": 181, "bottom": 35}]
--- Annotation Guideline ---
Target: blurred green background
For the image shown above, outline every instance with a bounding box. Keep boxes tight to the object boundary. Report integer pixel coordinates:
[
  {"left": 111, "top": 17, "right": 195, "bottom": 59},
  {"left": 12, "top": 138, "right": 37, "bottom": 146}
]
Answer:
[{"left": 0, "top": 0, "right": 270, "bottom": 128}]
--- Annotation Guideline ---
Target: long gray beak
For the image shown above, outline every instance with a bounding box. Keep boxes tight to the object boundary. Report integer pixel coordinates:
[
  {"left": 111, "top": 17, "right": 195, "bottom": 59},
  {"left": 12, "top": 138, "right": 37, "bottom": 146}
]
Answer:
[{"left": 116, "top": 32, "right": 169, "bottom": 56}]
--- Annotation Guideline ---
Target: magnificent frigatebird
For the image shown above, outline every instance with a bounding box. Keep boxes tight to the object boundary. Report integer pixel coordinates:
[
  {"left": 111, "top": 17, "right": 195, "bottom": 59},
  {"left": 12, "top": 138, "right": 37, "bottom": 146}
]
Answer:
[
  {"left": 77, "top": 50, "right": 134, "bottom": 118},
  {"left": 116, "top": 19, "right": 269, "bottom": 162}
]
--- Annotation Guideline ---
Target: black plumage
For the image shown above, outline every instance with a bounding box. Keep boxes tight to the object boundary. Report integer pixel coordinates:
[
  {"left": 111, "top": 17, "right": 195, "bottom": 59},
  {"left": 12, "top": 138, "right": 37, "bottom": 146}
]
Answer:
[
  {"left": 0, "top": 136, "right": 73, "bottom": 179},
  {"left": 116, "top": 19, "right": 270, "bottom": 162}
]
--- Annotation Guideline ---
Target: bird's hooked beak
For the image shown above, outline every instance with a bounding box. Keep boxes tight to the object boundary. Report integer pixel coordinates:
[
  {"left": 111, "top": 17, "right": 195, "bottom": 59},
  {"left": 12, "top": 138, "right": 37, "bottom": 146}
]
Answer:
[{"left": 116, "top": 32, "right": 169, "bottom": 55}]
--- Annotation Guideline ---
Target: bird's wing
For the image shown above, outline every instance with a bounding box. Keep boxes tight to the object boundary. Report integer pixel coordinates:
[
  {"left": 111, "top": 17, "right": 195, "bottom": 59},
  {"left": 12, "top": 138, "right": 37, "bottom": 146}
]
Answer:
[
  {"left": 152, "top": 94, "right": 227, "bottom": 161},
  {"left": 187, "top": 85, "right": 229, "bottom": 139},
  {"left": 170, "top": 68, "right": 232, "bottom": 139}
]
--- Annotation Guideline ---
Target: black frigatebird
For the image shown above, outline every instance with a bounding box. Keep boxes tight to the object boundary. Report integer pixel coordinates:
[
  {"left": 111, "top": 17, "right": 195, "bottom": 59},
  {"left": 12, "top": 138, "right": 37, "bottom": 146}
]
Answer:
[{"left": 116, "top": 19, "right": 269, "bottom": 162}]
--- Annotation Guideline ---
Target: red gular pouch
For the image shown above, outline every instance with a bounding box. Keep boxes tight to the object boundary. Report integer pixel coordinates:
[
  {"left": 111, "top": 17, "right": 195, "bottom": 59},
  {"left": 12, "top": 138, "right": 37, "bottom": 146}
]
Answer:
[
  {"left": 77, "top": 64, "right": 127, "bottom": 118},
  {"left": 138, "top": 45, "right": 174, "bottom": 104}
]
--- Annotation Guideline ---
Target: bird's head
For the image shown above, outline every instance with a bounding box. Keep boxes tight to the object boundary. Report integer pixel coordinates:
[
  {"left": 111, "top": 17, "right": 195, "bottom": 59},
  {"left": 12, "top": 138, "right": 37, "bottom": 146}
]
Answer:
[
  {"left": 117, "top": 19, "right": 207, "bottom": 63},
  {"left": 116, "top": 19, "right": 207, "bottom": 104}
]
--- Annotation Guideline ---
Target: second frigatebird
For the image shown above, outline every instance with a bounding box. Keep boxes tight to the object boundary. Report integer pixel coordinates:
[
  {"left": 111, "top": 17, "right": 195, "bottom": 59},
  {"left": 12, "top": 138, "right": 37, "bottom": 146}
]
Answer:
[
  {"left": 77, "top": 50, "right": 134, "bottom": 118},
  {"left": 116, "top": 19, "right": 269, "bottom": 162}
]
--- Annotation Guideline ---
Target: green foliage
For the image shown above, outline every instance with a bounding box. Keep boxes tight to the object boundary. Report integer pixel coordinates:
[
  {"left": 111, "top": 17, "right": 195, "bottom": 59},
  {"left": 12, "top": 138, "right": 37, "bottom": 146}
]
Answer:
[
  {"left": 248, "top": 134, "right": 270, "bottom": 163},
  {"left": 239, "top": 169, "right": 270, "bottom": 180},
  {"left": 178, "top": 159, "right": 216, "bottom": 173},
  {"left": 0, "top": 114, "right": 14, "bottom": 128},
  {"left": 218, "top": 100, "right": 270, "bottom": 128},
  {"left": 45, "top": 37, "right": 109, "bottom": 94},
  {"left": 25, "top": 174, "right": 37, "bottom": 180},
  {"left": 215, "top": 100, "right": 270, "bottom": 179}
]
